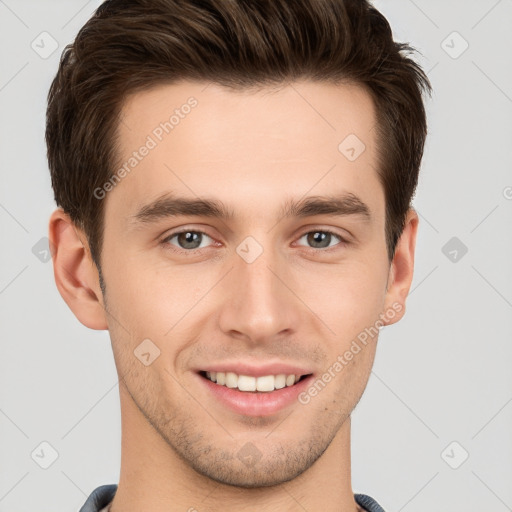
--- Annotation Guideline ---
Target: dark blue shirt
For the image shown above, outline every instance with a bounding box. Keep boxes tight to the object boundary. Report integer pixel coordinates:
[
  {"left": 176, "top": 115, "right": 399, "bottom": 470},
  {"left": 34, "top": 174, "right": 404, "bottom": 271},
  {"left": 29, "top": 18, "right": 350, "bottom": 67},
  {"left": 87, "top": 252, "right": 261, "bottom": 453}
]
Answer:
[{"left": 79, "top": 484, "right": 387, "bottom": 511}]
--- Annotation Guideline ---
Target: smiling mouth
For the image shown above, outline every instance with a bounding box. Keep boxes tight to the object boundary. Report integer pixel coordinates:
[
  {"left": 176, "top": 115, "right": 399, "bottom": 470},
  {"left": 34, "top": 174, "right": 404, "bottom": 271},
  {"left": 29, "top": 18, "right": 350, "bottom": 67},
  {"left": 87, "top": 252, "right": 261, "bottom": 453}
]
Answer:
[{"left": 199, "top": 370, "right": 312, "bottom": 393}]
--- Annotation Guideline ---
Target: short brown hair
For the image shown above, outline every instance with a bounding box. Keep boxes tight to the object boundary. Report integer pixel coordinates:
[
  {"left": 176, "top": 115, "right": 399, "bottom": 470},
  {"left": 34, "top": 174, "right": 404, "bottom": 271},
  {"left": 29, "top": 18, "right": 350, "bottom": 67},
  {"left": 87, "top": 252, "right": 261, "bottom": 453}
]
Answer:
[{"left": 46, "top": 0, "right": 431, "bottom": 269}]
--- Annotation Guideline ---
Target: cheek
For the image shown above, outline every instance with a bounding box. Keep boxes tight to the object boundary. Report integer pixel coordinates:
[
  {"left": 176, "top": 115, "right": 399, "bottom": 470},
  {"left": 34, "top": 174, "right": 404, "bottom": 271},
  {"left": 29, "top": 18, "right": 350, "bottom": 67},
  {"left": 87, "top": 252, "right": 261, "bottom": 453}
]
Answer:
[
  {"left": 103, "top": 253, "right": 213, "bottom": 346},
  {"left": 298, "top": 260, "right": 387, "bottom": 338}
]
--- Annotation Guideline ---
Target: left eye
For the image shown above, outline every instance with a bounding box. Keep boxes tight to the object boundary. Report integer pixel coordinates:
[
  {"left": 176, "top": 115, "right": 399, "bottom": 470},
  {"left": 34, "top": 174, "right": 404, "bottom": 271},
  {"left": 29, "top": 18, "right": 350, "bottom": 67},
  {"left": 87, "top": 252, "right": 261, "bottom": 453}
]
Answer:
[
  {"left": 164, "top": 230, "right": 214, "bottom": 250},
  {"left": 296, "top": 230, "right": 344, "bottom": 249}
]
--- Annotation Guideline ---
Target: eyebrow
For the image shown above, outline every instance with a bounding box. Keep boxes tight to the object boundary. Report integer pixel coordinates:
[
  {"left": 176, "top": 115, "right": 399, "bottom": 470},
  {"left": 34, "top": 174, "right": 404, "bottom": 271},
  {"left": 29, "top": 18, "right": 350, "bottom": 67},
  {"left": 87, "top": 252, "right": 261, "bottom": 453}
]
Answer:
[{"left": 130, "top": 192, "right": 371, "bottom": 226}]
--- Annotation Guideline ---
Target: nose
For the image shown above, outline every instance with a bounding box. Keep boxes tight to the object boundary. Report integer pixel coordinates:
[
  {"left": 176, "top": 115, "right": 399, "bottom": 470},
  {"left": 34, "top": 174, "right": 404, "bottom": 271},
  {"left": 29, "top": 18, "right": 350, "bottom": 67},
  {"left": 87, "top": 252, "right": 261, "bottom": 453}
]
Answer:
[{"left": 218, "top": 240, "right": 301, "bottom": 344}]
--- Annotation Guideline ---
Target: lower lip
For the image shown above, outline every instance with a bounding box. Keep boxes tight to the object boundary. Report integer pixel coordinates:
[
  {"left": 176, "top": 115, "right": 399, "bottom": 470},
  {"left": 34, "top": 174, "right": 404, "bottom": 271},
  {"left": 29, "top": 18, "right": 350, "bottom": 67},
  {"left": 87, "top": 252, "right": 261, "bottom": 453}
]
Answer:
[{"left": 197, "top": 372, "right": 314, "bottom": 417}]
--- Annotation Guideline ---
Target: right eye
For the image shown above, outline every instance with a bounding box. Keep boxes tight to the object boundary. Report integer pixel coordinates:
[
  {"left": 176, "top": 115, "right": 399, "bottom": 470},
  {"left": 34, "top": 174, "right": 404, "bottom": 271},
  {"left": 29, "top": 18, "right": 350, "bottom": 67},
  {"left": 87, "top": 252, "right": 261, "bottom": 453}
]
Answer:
[{"left": 161, "top": 229, "right": 216, "bottom": 252}]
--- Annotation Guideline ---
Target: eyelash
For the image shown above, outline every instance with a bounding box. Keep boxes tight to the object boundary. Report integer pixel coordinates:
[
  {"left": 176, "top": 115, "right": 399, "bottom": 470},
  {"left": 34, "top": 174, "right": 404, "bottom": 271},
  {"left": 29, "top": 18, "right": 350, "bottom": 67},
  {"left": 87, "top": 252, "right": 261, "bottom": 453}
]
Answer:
[{"left": 160, "top": 228, "right": 349, "bottom": 255}]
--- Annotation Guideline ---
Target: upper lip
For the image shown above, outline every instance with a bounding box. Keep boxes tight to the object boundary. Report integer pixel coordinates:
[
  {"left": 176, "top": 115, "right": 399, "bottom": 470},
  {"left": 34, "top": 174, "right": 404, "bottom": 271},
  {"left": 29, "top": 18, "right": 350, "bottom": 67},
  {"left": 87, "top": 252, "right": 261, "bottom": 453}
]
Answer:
[{"left": 197, "top": 361, "right": 314, "bottom": 378}]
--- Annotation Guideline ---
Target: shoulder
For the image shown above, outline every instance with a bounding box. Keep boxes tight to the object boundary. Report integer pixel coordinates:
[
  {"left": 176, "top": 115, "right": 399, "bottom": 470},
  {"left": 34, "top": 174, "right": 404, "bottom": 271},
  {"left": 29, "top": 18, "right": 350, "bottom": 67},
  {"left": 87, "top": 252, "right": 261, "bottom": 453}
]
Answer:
[
  {"left": 79, "top": 484, "right": 118, "bottom": 512},
  {"left": 354, "top": 492, "right": 387, "bottom": 512}
]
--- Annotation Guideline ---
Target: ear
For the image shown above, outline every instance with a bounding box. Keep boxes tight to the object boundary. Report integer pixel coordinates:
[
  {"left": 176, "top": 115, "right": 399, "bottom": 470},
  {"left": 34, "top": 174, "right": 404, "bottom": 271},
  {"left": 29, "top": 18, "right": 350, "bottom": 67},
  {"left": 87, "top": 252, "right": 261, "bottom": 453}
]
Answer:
[
  {"left": 382, "top": 208, "right": 419, "bottom": 326},
  {"left": 48, "top": 208, "right": 108, "bottom": 330}
]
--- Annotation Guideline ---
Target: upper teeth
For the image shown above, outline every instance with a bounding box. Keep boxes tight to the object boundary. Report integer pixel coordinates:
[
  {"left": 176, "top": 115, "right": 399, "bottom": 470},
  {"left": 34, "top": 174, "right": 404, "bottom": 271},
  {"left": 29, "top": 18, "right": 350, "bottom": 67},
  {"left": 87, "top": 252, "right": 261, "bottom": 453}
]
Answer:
[{"left": 205, "top": 371, "right": 302, "bottom": 392}]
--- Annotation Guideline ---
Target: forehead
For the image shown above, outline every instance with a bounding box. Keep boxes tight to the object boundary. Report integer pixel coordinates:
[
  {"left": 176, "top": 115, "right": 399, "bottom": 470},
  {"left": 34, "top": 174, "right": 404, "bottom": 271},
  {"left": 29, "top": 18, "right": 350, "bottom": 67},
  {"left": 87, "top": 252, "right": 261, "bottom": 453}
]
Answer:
[
  {"left": 118, "top": 79, "right": 376, "bottom": 152},
  {"left": 109, "top": 79, "right": 381, "bottom": 223}
]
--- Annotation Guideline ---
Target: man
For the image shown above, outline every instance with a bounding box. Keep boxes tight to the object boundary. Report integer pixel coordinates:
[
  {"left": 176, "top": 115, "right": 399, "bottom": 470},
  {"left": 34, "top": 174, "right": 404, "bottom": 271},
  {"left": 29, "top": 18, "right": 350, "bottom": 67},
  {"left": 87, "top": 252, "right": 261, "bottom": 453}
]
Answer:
[{"left": 46, "top": 0, "right": 431, "bottom": 510}]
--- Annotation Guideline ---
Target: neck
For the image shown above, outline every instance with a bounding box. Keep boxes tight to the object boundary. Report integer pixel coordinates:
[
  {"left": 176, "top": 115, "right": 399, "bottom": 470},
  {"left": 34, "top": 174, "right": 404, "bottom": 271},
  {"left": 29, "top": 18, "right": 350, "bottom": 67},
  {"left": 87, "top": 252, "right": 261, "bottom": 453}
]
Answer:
[{"left": 110, "top": 384, "right": 361, "bottom": 512}]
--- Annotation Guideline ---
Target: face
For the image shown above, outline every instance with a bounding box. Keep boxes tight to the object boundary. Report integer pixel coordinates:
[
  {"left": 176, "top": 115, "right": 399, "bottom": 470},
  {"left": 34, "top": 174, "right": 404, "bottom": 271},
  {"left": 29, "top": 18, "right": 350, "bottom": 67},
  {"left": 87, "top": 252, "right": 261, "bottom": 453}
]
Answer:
[{"left": 92, "top": 80, "right": 403, "bottom": 487}]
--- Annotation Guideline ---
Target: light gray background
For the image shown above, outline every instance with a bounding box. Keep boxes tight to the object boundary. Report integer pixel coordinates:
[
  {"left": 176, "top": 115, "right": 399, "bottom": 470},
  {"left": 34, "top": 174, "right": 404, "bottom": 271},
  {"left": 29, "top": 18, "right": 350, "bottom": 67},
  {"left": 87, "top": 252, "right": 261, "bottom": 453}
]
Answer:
[{"left": 1, "top": 1, "right": 511, "bottom": 511}]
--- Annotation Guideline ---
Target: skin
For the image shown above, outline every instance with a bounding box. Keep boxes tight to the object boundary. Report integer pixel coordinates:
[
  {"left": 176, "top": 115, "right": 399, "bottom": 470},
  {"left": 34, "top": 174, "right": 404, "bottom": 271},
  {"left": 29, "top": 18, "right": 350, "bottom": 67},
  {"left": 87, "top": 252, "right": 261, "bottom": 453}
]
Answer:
[{"left": 49, "top": 80, "right": 418, "bottom": 512}]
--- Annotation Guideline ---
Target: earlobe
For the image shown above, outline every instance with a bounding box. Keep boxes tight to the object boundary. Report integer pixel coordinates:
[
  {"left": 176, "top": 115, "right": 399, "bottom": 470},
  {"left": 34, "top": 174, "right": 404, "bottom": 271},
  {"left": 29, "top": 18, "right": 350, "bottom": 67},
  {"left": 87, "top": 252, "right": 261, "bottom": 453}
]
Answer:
[
  {"left": 48, "top": 208, "right": 108, "bottom": 330},
  {"left": 382, "top": 208, "right": 419, "bottom": 326}
]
